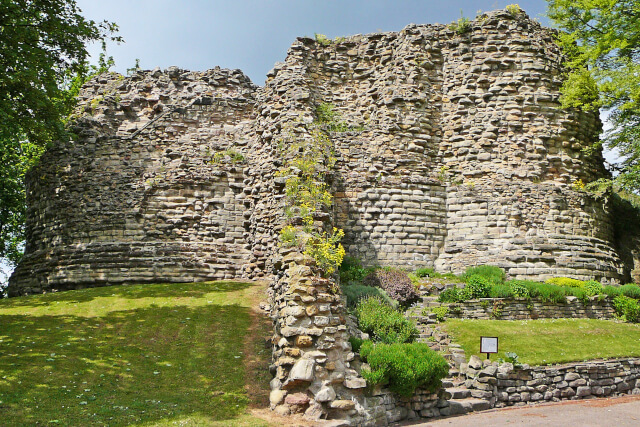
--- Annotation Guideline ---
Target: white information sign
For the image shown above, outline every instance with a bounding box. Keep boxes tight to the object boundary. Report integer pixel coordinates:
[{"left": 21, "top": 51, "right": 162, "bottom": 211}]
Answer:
[{"left": 480, "top": 336, "right": 499, "bottom": 354}]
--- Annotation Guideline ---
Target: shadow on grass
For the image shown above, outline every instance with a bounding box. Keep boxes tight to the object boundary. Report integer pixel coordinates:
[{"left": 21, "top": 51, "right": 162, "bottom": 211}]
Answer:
[
  {"left": 0, "top": 300, "right": 266, "bottom": 426},
  {"left": 1, "top": 281, "right": 252, "bottom": 308}
]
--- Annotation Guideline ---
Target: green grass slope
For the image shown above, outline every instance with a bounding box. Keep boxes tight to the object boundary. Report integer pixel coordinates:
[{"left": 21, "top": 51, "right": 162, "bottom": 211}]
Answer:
[
  {"left": 444, "top": 318, "right": 640, "bottom": 366},
  {"left": 0, "top": 281, "right": 273, "bottom": 426}
]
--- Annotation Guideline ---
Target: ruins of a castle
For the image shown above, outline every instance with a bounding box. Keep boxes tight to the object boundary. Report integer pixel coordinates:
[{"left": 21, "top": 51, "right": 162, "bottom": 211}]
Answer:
[
  {"left": 8, "top": 9, "right": 640, "bottom": 424},
  {"left": 8, "top": 9, "right": 636, "bottom": 296}
]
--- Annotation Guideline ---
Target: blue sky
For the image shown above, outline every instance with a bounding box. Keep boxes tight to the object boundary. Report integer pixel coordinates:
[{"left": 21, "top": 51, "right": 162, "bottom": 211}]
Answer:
[{"left": 77, "top": 0, "right": 551, "bottom": 84}]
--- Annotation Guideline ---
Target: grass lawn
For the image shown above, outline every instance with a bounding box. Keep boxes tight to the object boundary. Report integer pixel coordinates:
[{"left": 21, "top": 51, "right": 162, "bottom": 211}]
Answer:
[
  {"left": 0, "top": 281, "right": 274, "bottom": 426},
  {"left": 443, "top": 318, "right": 640, "bottom": 366}
]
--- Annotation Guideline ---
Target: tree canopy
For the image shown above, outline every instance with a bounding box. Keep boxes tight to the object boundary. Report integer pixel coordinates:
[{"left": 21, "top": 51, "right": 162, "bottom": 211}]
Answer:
[
  {"left": 0, "top": 0, "right": 119, "bottom": 265},
  {"left": 547, "top": 0, "right": 640, "bottom": 191}
]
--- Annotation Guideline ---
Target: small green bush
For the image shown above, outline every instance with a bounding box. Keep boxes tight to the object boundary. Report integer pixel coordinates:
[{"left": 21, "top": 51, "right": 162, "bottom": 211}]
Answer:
[
  {"left": 458, "top": 285, "right": 473, "bottom": 301},
  {"left": 360, "top": 341, "right": 449, "bottom": 396},
  {"left": 466, "top": 274, "right": 491, "bottom": 298},
  {"left": 355, "top": 297, "right": 418, "bottom": 344},
  {"left": 613, "top": 295, "right": 640, "bottom": 322},
  {"left": 526, "top": 282, "right": 567, "bottom": 304},
  {"left": 437, "top": 287, "right": 459, "bottom": 303},
  {"left": 506, "top": 280, "right": 531, "bottom": 299},
  {"left": 546, "top": 277, "right": 585, "bottom": 288},
  {"left": 342, "top": 284, "right": 396, "bottom": 308},
  {"left": 464, "top": 265, "right": 505, "bottom": 285},
  {"left": 415, "top": 267, "right": 436, "bottom": 278},
  {"left": 603, "top": 285, "right": 621, "bottom": 299},
  {"left": 489, "top": 283, "right": 513, "bottom": 298},
  {"left": 339, "top": 256, "right": 375, "bottom": 284},
  {"left": 349, "top": 336, "right": 364, "bottom": 353},
  {"left": 431, "top": 306, "right": 449, "bottom": 322},
  {"left": 620, "top": 284, "right": 640, "bottom": 299},
  {"left": 567, "top": 286, "right": 589, "bottom": 303},
  {"left": 408, "top": 273, "right": 421, "bottom": 288},
  {"left": 583, "top": 280, "right": 604, "bottom": 297}
]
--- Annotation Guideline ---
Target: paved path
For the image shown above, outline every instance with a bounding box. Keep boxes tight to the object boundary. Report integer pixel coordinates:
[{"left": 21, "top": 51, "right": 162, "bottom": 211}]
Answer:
[{"left": 404, "top": 395, "right": 640, "bottom": 426}]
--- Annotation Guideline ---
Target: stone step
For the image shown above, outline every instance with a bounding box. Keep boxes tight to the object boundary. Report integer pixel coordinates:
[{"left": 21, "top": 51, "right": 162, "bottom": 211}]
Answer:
[
  {"left": 445, "top": 377, "right": 466, "bottom": 387},
  {"left": 446, "top": 386, "right": 471, "bottom": 399},
  {"left": 440, "top": 398, "right": 492, "bottom": 416},
  {"left": 441, "top": 379, "right": 455, "bottom": 388}
]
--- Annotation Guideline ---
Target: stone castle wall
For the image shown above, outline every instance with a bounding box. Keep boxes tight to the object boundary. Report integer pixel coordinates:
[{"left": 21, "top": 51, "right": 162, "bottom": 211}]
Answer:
[
  {"left": 8, "top": 9, "right": 637, "bottom": 294},
  {"left": 9, "top": 68, "right": 258, "bottom": 294}
]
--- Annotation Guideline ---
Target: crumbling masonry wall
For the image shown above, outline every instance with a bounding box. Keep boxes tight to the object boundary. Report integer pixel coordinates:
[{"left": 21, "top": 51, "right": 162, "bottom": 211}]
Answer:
[
  {"left": 9, "top": 68, "right": 258, "bottom": 294},
  {"left": 8, "top": 9, "right": 636, "bottom": 294}
]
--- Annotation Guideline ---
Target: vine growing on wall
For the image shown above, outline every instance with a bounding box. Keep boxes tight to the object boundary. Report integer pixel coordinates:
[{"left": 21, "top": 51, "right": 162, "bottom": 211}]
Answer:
[{"left": 277, "top": 103, "right": 353, "bottom": 276}]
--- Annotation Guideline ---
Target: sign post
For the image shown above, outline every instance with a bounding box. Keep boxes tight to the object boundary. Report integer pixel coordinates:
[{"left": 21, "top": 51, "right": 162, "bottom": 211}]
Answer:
[{"left": 480, "top": 336, "right": 498, "bottom": 360}]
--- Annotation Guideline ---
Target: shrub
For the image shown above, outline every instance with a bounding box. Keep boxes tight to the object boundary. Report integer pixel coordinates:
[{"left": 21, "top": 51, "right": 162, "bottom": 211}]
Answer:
[
  {"left": 525, "top": 282, "right": 567, "bottom": 304},
  {"left": 355, "top": 297, "right": 418, "bottom": 344},
  {"left": 349, "top": 336, "right": 364, "bottom": 353},
  {"left": 620, "top": 284, "right": 640, "bottom": 299},
  {"left": 489, "top": 284, "right": 513, "bottom": 299},
  {"left": 415, "top": 267, "right": 436, "bottom": 278},
  {"left": 567, "top": 286, "right": 589, "bottom": 303},
  {"left": 339, "top": 256, "right": 375, "bottom": 284},
  {"left": 431, "top": 306, "right": 449, "bottom": 322},
  {"left": 458, "top": 285, "right": 473, "bottom": 301},
  {"left": 363, "top": 269, "right": 420, "bottom": 307},
  {"left": 342, "top": 284, "right": 396, "bottom": 308},
  {"left": 583, "top": 280, "right": 604, "bottom": 297},
  {"left": 613, "top": 295, "right": 640, "bottom": 322},
  {"left": 408, "top": 273, "right": 421, "bottom": 288},
  {"left": 437, "top": 287, "right": 459, "bottom": 303},
  {"left": 546, "top": 277, "right": 585, "bottom": 288},
  {"left": 506, "top": 280, "right": 531, "bottom": 299},
  {"left": 466, "top": 274, "right": 491, "bottom": 298},
  {"left": 464, "top": 265, "right": 505, "bottom": 285},
  {"left": 360, "top": 341, "right": 449, "bottom": 396},
  {"left": 603, "top": 285, "right": 621, "bottom": 299}
]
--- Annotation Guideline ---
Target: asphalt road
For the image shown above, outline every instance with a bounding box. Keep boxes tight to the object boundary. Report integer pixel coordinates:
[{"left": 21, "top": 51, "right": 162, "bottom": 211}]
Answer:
[{"left": 408, "top": 395, "right": 640, "bottom": 426}]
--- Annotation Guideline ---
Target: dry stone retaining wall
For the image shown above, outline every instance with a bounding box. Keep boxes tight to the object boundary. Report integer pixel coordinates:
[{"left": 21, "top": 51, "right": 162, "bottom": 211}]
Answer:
[
  {"left": 462, "top": 356, "right": 640, "bottom": 407},
  {"left": 441, "top": 296, "right": 616, "bottom": 320}
]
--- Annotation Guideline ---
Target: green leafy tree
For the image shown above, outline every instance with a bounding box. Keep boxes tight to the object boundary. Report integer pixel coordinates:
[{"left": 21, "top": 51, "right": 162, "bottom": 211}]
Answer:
[
  {"left": 0, "top": 0, "right": 119, "bottom": 265},
  {"left": 547, "top": 0, "right": 640, "bottom": 191}
]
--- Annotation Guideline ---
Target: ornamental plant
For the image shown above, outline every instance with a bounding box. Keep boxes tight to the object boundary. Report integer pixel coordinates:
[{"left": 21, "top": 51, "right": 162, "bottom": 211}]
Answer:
[
  {"left": 583, "top": 280, "right": 604, "bottom": 297},
  {"left": 613, "top": 295, "right": 640, "bottom": 323},
  {"left": 362, "top": 268, "right": 420, "bottom": 307},
  {"left": 506, "top": 280, "right": 530, "bottom": 299},
  {"left": 463, "top": 265, "right": 505, "bottom": 285},
  {"left": 620, "top": 284, "right": 640, "bottom": 300},
  {"left": 359, "top": 341, "right": 449, "bottom": 396},
  {"left": 545, "top": 277, "right": 585, "bottom": 288},
  {"left": 355, "top": 296, "right": 418, "bottom": 344},
  {"left": 341, "top": 284, "right": 395, "bottom": 308},
  {"left": 465, "top": 274, "right": 491, "bottom": 298}
]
